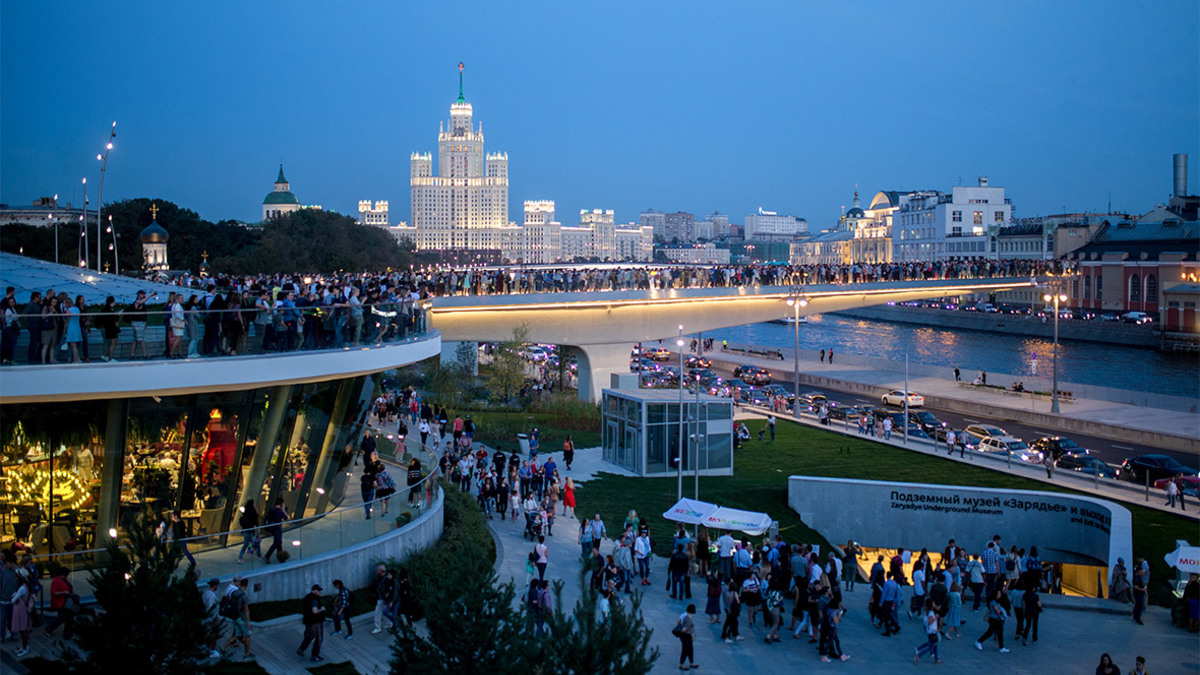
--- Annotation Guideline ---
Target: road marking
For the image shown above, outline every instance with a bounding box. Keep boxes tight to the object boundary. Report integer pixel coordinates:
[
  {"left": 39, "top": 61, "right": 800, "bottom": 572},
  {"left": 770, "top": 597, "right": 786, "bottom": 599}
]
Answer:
[
  {"left": 1033, "top": 430, "right": 1057, "bottom": 437},
  {"left": 1112, "top": 444, "right": 1136, "bottom": 451},
  {"left": 964, "top": 418, "right": 982, "bottom": 424}
]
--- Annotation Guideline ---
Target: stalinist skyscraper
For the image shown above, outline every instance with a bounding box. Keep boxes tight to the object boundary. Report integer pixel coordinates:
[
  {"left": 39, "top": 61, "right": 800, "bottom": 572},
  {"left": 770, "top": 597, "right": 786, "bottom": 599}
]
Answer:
[{"left": 409, "top": 63, "right": 510, "bottom": 251}]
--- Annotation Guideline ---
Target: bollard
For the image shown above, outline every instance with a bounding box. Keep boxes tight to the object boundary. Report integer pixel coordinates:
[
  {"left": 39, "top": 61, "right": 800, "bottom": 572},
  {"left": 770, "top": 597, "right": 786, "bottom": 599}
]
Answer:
[{"left": 1145, "top": 472, "right": 1150, "bottom": 502}]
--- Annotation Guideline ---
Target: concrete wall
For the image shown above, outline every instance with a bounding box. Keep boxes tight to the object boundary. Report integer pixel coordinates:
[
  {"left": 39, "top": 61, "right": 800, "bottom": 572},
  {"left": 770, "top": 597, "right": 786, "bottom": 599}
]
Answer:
[
  {"left": 788, "top": 476, "right": 1131, "bottom": 570},
  {"left": 836, "top": 305, "right": 1159, "bottom": 348},
  {"left": 236, "top": 488, "right": 445, "bottom": 604}
]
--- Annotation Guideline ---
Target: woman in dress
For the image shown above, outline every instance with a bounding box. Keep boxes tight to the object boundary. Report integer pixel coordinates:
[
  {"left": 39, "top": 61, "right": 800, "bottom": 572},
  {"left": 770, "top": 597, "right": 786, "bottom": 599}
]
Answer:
[
  {"left": 562, "top": 477, "right": 576, "bottom": 519},
  {"left": 695, "top": 527, "right": 712, "bottom": 577},
  {"left": 63, "top": 296, "right": 83, "bottom": 363},
  {"left": 74, "top": 295, "right": 92, "bottom": 361},
  {"left": 185, "top": 295, "right": 202, "bottom": 358},
  {"left": 40, "top": 295, "right": 60, "bottom": 363},
  {"left": 9, "top": 568, "right": 34, "bottom": 656}
]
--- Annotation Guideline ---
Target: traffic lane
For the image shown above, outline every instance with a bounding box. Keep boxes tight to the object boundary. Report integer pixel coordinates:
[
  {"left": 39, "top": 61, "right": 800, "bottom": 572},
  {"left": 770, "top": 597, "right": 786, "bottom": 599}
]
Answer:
[{"left": 701, "top": 362, "right": 1197, "bottom": 471}]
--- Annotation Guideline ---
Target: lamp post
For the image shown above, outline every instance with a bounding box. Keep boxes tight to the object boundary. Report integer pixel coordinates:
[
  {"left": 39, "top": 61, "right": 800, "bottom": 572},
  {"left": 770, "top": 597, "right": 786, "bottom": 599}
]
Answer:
[
  {"left": 693, "top": 332, "right": 703, "bottom": 500},
  {"left": 1042, "top": 282, "right": 1068, "bottom": 414},
  {"left": 676, "top": 325, "right": 685, "bottom": 500},
  {"left": 785, "top": 286, "right": 807, "bottom": 419},
  {"left": 80, "top": 178, "right": 88, "bottom": 268},
  {"left": 95, "top": 122, "right": 116, "bottom": 271},
  {"left": 107, "top": 215, "right": 119, "bottom": 274}
]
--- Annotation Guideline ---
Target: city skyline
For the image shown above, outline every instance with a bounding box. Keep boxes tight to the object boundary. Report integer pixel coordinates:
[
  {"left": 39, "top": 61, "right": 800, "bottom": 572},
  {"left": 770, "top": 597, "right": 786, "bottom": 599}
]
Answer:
[{"left": 1, "top": 2, "right": 1197, "bottom": 228}]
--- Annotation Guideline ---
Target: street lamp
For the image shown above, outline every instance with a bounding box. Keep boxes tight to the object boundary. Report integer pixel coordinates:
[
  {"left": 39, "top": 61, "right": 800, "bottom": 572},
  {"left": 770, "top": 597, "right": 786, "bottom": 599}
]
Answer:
[
  {"left": 1042, "top": 283, "right": 1068, "bottom": 414},
  {"left": 785, "top": 287, "right": 808, "bottom": 419},
  {"left": 676, "top": 325, "right": 685, "bottom": 501},
  {"left": 107, "top": 215, "right": 119, "bottom": 274},
  {"left": 80, "top": 178, "right": 88, "bottom": 268},
  {"left": 96, "top": 121, "right": 116, "bottom": 272}
]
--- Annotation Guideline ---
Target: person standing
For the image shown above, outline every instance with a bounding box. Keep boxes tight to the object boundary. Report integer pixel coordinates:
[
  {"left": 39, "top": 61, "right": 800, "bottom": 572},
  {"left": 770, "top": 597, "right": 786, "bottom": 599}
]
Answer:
[
  {"left": 819, "top": 349, "right": 825, "bottom": 363},
  {"left": 954, "top": 366, "right": 961, "bottom": 382},
  {"left": 1131, "top": 565, "right": 1147, "bottom": 625},
  {"left": 332, "top": 579, "right": 353, "bottom": 639},
  {"left": 913, "top": 598, "right": 941, "bottom": 665},
  {"left": 262, "top": 498, "right": 288, "bottom": 564},
  {"left": 22, "top": 291, "right": 42, "bottom": 364},
  {"left": 767, "top": 415, "right": 776, "bottom": 442},
  {"left": 1166, "top": 478, "right": 1180, "bottom": 509},
  {"left": 879, "top": 571, "right": 901, "bottom": 636},
  {"left": 297, "top": 584, "right": 326, "bottom": 663},
  {"left": 635, "top": 530, "right": 652, "bottom": 585},
  {"left": 1095, "top": 653, "right": 1120, "bottom": 675},
  {"left": 1128, "top": 655, "right": 1148, "bottom": 675},
  {"left": 563, "top": 435, "right": 575, "bottom": 471},
  {"left": 670, "top": 545, "right": 691, "bottom": 600},
  {"left": 717, "top": 530, "right": 736, "bottom": 580},
  {"left": 534, "top": 536, "right": 549, "bottom": 581},
  {"left": 828, "top": 349, "right": 834, "bottom": 363},
  {"left": 720, "top": 581, "right": 742, "bottom": 643},
  {"left": 676, "top": 604, "right": 697, "bottom": 669}
]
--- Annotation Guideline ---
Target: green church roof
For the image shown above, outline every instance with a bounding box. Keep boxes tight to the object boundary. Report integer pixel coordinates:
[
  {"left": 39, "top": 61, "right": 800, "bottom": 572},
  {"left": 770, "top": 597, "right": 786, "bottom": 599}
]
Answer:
[
  {"left": 276, "top": 164, "right": 288, "bottom": 184},
  {"left": 264, "top": 191, "right": 300, "bottom": 205}
]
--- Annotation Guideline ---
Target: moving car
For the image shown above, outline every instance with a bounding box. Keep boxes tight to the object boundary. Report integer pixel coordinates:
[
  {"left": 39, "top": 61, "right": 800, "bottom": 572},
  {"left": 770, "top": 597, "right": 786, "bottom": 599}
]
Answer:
[
  {"left": 962, "top": 424, "right": 1009, "bottom": 450},
  {"left": 1118, "top": 455, "right": 1199, "bottom": 483},
  {"left": 1057, "top": 453, "right": 1118, "bottom": 479},
  {"left": 881, "top": 390, "right": 925, "bottom": 407},
  {"left": 758, "top": 384, "right": 794, "bottom": 405},
  {"left": 630, "top": 357, "right": 659, "bottom": 373},
  {"left": 741, "top": 388, "right": 772, "bottom": 406},
  {"left": 732, "top": 364, "right": 772, "bottom": 385},
  {"left": 977, "top": 436, "right": 1042, "bottom": 463},
  {"left": 827, "top": 404, "right": 860, "bottom": 421},
  {"left": 688, "top": 368, "right": 717, "bottom": 382},
  {"left": 1031, "top": 436, "right": 1085, "bottom": 461},
  {"left": 1121, "top": 311, "right": 1153, "bottom": 325},
  {"left": 907, "top": 410, "right": 945, "bottom": 435},
  {"left": 523, "top": 345, "right": 549, "bottom": 362},
  {"left": 645, "top": 347, "right": 673, "bottom": 361},
  {"left": 685, "top": 355, "right": 712, "bottom": 369}
]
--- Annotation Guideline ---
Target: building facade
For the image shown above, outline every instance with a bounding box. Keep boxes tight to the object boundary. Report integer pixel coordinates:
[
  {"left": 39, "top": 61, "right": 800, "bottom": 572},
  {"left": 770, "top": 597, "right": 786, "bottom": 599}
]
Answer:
[
  {"left": 891, "top": 178, "right": 1012, "bottom": 262},
  {"left": 357, "top": 200, "right": 390, "bottom": 227},
  {"left": 262, "top": 165, "right": 302, "bottom": 221},
  {"left": 743, "top": 208, "right": 807, "bottom": 240}
]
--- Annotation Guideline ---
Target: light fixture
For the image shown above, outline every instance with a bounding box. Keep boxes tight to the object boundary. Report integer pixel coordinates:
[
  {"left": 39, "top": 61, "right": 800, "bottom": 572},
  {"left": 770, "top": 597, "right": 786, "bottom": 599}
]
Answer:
[{"left": 108, "top": 528, "right": 118, "bottom": 538}]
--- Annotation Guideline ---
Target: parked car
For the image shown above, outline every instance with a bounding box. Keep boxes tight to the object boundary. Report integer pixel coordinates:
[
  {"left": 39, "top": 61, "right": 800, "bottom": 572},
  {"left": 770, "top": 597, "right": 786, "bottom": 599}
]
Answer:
[
  {"left": 688, "top": 368, "right": 717, "bottom": 381},
  {"left": 732, "top": 364, "right": 772, "bottom": 385},
  {"left": 962, "top": 424, "right": 1008, "bottom": 450},
  {"left": 1118, "top": 454, "right": 1199, "bottom": 483},
  {"left": 977, "top": 436, "right": 1042, "bottom": 463},
  {"left": 1057, "top": 452, "right": 1118, "bottom": 479},
  {"left": 758, "top": 384, "right": 794, "bottom": 404},
  {"left": 630, "top": 357, "right": 659, "bottom": 373},
  {"left": 798, "top": 392, "right": 828, "bottom": 411},
  {"left": 908, "top": 410, "right": 945, "bottom": 435},
  {"left": 1154, "top": 475, "right": 1200, "bottom": 497},
  {"left": 685, "top": 355, "right": 712, "bottom": 369},
  {"left": 1121, "top": 311, "right": 1153, "bottom": 325},
  {"left": 523, "top": 345, "right": 549, "bottom": 362},
  {"left": 741, "top": 388, "right": 772, "bottom": 406},
  {"left": 725, "top": 378, "right": 755, "bottom": 400},
  {"left": 827, "top": 404, "right": 859, "bottom": 421},
  {"left": 661, "top": 365, "right": 682, "bottom": 385},
  {"left": 1031, "top": 436, "right": 1085, "bottom": 461},
  {"left": 881, "top": 390, "right": 925, "bottom": 407},
  {"left": 645, "top": 347, "right": 673, "bottom": 361}
]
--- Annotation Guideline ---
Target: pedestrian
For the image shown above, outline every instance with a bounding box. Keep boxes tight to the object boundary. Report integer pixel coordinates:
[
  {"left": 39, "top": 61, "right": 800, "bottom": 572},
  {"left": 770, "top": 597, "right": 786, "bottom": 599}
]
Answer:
[
  {"left": 563, "top": 435, "right": 575, "bottom": 471},
  {"left": 675, "top": 603, "right": 697, "bottom": 670},
  {"left": 535, "top": 579, "right": 553, "bottom": 638},
  {"left": 200, "top": 578, "right": 223, "bottom": 659},
  {"left": 535, "top": 535, "right": 549, "bottom": 581},
  {"left": 945, "top": 582, "right": 963, "bottom": 640},
  {"left": 1095, "top": 653, "right": 1119, "bottom": 675},
  {"left": 981, "top": 369, "right": 987, "bottom": 385},
  {"left": 42, "top": 565, "right": 76, "bottom": 640},
  {"left": 767, "top": 415, "right": 776, "bottom": 442},
  {"left": 670, "top": 545, "right": 690, "bottom": 600},
  {"left": 1166, "top": 478, "right": 1180, "bottom": 509},
  {"left": 913, "top": 598, "right": 941, "bottom": 665},
  {"left": 974, "top": 588, "right": 1010, "bottom": 653},
  {"left": 945, "top": 429, "right": 957, "bottom": 456},
  {"left": 1129, "top": 655, "right": 1148, "bottom": 675},
  {"left": 371, "top": 564, "right": 394, "bottom": 634},
  {"left": 589, "top": 513, "right": 607, "bottom": 553},
  {"left": 1020, "top": 583, "right": 1041, "bottom": 645},
  {"left": 332, "top": 579, "right": 353, "bottom": 639},
  {"left": 820, "top": 349, "right": 825, "bottom": 363},
  {"left": 954, "top": 366, "right": 961, "bottom": 382},
  {"left": 262, "top": 498, "right": 288, "bottom": 563},
  {"left": 720, "top": 580, "right": 742, "bottom": 643},
  {"left": 237, "top": 500, "right": 261, "bottom": 564},
  {"left": 879, "top": 571, "right": 901, "bottom": 636},
  {"left": 828, "top": 349, "right": 834, "bottom": 363},
  {"left": 1131, "top": 564, "right": 1147, "bottom": 625},
  {"left": 8, "top": 568, "right": 34, "bottom": 657},
  {"left": 635, "top": 530, "right": 652, "bottom": 585},
  {"left": 220, "top": 577, "right": 254, "bottom": 660},
  {"left": 297, "top": 583, "right": 326, "bottom": 663},
  {"left": 579, "top": 518, "right": 594, "bottom": 557}
]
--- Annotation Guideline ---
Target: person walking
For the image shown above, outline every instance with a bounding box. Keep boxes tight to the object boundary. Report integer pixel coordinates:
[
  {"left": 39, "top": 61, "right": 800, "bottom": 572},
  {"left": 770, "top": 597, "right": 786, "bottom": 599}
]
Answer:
[
  {"left": 371, "top": 564, "right": 394, "bottom": 634},
  {"left": 720, "top": 580, "right": 742, "bottom": 643},
  {"left": 535, "top": 535, "right": 549, "bottom": 581},
  {"left": 262, "top": 498, "right": 288, "bottom": 564},
  {"left": 297, "top": 584, "right": 326, "bottom": 663},
  {"left": 945, "top": 429, "right": 957, "bottom": 456},
  {"left": 1131, "top": 565, "right": 1147, "bottom": 625},
  {"left": 1020, "top": 584, "right": 1041, "bottom": 644},
  {"left": 675, "top": 604, "right": 697, "bottom": 670},
  {"left": 42, "top": 566, "right": 76, "bottom": 640},
  {"left": 220, "top": 577, "right": 254, "bottom": 660},
  {"left": 563, "top": 435, "right": 575, "bottom": 471},
  {"left": 332, "top": 579, "right": 353, "bottom": 639},
  {"left": 236, "top": 500, "right": 261, "bottom": 564},
  {"left": 8, "top": 568, "right": 34, "bottom": 657},
  {"left": 975, "top": 588, "right": 1010, "bottom": 653},
  {"left": 767, "top": 415, "right": 776, "bottom": 442},
  {"left": 1166, "top": 478, "right": 1180, "bottom": 509},
  {"left": 879, "top": 571, "right": 901, "bottom": 636},
  {"left": 954, "top": 366, "right": 961, "bottom": 382},
  {"left": 913, "top": 598, "right": 942, "bottom": 664}
]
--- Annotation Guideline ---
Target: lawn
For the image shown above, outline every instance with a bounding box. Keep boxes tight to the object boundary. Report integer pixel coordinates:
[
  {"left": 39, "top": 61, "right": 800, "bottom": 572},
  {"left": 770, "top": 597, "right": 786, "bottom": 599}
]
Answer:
[
  {"left": 468, "top": 409, "right": 601, "bottom": 451},
  {"left": 571, "top": 417, "right": 1194, "bottom": 606}
]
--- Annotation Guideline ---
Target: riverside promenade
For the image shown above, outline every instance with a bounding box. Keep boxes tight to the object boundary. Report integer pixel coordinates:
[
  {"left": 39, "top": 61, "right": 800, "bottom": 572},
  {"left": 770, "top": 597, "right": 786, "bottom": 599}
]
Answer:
[{"left": 712, "top": 341, "right": 1199, "bottom": 454}]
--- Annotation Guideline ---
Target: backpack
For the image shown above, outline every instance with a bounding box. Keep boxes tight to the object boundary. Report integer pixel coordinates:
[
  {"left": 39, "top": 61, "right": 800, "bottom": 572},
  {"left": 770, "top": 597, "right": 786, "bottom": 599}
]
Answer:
[
  {"left": 219, "top": 590, "right": 240, "bottom": 619},
  {"left": 1005, "top": 557, "right": 1016, "bottom": 572}
]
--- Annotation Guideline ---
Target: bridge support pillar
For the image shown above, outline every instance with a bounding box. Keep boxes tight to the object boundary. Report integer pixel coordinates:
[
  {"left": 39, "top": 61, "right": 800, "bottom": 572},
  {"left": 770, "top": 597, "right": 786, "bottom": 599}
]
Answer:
[{"left": 569, "top": 343, "right": 633, "bottom": 403}]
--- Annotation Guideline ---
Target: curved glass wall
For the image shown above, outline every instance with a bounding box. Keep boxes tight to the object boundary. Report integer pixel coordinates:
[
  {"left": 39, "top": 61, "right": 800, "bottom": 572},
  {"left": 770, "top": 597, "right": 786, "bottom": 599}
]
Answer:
[{"left": 0, "top": 375, "right": 375, "bottom": 557}]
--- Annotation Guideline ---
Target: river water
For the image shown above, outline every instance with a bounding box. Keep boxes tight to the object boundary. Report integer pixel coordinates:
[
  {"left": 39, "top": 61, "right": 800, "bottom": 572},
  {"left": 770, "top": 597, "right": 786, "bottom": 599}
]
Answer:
[{"left": 704, "top": 314, "right": 1199, "bottom": 399}]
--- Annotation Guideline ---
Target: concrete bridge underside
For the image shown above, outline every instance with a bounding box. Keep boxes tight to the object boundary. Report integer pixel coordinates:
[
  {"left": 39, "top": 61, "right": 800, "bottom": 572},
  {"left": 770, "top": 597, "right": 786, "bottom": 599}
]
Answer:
[{"left": 430, "top": 277, "right": 1037, "bottom": 401}]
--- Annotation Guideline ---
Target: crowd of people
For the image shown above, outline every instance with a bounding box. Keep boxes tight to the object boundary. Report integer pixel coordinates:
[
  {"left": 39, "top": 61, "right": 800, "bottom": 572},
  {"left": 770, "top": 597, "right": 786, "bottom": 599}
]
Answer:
[{"left": 1, "top": 257, "right": 1070, "bottom": 365}]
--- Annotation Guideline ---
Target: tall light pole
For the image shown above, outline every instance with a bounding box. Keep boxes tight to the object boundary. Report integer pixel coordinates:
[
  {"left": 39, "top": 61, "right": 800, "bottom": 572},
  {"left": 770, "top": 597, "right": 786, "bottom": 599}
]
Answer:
[
  {"left": 785, "top": 286, "right": 807, "bottom": 419},
  {"left": 95, "top": 122, "right": 116, "bottom": 272},
  {"left": 107, "top": 215, "right": 119, "bottom": 274},
  {"left": 80, "top": 178, "right": 88, "bottom": 267},
  {"left": 1043, "top": 281, "right": 1068, "bottom": 414},
  {"left": 676, "top": 324, "right": 685, "bottom": 500}
]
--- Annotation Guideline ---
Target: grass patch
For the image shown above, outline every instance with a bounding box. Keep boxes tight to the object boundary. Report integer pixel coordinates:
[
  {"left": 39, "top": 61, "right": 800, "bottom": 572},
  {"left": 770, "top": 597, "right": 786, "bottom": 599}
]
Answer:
[
  {"left": 468, "top": 408, "right": 600, "bottom": 451},
  {"left": 307, "top": 662, "right": 360, "bottom": 675},
  {"left": 573, "top": 417, "right": 1193, "bottom": 606}
]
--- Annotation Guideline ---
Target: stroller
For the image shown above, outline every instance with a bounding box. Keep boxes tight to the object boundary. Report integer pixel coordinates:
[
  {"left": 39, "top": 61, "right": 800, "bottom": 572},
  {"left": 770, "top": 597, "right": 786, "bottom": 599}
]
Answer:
[{"left": 523, "top": 511, "right": 544, "bottom": 541}]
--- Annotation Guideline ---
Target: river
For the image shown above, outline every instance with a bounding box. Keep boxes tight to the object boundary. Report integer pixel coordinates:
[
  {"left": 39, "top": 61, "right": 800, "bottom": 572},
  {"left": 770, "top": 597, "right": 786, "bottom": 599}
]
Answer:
[{"left": 704, "top": 314, "right": 1199, "bottom": 399}]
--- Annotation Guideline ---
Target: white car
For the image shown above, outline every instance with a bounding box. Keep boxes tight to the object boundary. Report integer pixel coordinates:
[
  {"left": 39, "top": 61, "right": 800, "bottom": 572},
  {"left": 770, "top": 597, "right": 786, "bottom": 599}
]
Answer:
[
  {"left": 881, "top": 390, "right": 925, "bottom": 407},
  {"left": 523, "top": 346, "right": 549, "bottom": 362},
  {"left": 977, "top": 436, "right": 1043, "bottom": 463}
]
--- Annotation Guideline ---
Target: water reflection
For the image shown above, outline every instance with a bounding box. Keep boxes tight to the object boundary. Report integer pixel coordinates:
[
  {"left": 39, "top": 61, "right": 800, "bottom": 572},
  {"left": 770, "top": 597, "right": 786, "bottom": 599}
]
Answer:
[{"left": 707, "top": 314, "right": 1198, "bottom": 398}]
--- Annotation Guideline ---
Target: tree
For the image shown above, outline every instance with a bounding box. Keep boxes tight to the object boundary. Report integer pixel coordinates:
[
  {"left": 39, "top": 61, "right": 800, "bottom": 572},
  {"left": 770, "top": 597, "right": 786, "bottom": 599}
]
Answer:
[
  {"left": 537, "top": 582, "right": 660, "bottom": 675},
  {"left": 487, "top": 325, "right": 530, "bottom": 407},
  {"left": 63, "top": 519, "right": 220, "bottom": 674},
  {"left": 227, "top": 208, "right": 412, "bottom": 274}
]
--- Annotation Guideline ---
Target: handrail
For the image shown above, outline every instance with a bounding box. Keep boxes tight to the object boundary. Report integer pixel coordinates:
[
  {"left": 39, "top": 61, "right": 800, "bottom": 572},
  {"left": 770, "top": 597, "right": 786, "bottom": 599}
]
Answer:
[{"left": 27, "top": 440, "right": 443, "bottom": 566}]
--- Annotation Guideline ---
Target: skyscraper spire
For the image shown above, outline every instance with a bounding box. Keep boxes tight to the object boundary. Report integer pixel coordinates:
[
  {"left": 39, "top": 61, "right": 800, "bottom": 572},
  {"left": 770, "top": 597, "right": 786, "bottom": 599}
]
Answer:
[{"left": 457, "top": 62, "right": 465, "bottom": 103}]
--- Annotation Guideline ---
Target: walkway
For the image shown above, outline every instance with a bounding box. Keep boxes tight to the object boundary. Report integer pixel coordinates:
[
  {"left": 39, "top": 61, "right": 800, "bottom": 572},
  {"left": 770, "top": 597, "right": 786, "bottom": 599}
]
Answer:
[{"left": 487, "top": 445, "right": 1200, "bottom": 674}]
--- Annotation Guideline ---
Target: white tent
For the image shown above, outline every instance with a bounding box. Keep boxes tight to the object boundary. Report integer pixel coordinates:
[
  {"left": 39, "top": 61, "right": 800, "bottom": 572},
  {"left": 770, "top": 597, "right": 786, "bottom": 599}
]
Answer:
[
  {"left": 662, "top": 498, "right": 717, "bottom": 525},
  {"left": 662, "top": 498, "right": 773, "bottom": 536},
  {"left": 1164, "top": 545, "right": 1200, "bottom": 574}
]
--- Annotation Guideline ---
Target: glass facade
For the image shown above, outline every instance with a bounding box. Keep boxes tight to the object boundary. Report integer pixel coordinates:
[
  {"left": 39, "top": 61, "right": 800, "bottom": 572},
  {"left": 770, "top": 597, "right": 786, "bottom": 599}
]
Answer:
[
  {"left": 0, "top": 375, "right": 375, "bottom": 558},
  {"left": 601, "top": 390, "right": 733, "bottom": 477}
]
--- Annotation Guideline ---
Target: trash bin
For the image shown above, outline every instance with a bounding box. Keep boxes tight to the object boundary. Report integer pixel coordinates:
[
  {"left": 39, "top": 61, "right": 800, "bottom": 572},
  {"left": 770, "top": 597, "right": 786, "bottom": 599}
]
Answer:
[{"left": 517, "top": 433, "right": 530, "bottom": 457}]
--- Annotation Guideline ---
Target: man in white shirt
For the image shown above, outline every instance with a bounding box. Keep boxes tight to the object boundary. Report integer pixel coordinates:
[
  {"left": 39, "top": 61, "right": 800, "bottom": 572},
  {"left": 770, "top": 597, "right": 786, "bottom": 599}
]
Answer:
[
  {"left": 909, "top": 562, "right": 926, "bottom": 619},
  {"left": 634, "top": 532, "right": 652, "bottom": 586},
  {"left": 717, "top": 531, "right": 736, "bottom": 580}
]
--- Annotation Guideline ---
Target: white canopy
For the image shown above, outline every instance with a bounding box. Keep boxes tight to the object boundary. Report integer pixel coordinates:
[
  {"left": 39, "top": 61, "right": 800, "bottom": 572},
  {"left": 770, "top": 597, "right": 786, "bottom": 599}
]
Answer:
[
  {"left": 1164, "top": 545, "right": 1200, "bottom": 574},
  {"left": 662, "top": 498, "right": 772, "bottom": 536},
  {"left": 662, "top": 498, "right": 717, "bottom": 525}
]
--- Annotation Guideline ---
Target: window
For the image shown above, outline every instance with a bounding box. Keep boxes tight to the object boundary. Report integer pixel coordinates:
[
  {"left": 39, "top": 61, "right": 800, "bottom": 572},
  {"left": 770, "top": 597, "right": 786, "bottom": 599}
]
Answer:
[
  {"left": 1129, "top": 274, "right": 1141, "bottom": 302},
  {"left": 1146, "top": 275, "right": 1157, "bottom": 303},
  {"left": 1096, "top": 276, "right": 1103, "bottom": 301},
  {"left": 973, "top": 211, "right": 983, "bottom": 225},
  {"left": 952, "top": 210, "right": 962, "bottom": 222},
  {"left": 1084, "top": 276, "right": 1091, "bottom": 300},
  {"left": 994, "top": 211, "right": 1005, "bottom": 223}
]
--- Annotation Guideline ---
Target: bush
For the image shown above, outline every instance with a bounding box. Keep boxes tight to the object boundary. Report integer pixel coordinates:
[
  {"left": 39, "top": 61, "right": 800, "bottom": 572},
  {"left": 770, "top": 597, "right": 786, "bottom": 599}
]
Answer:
[{"left": 396, "top": 511, "right": 414, "bottom": 527}]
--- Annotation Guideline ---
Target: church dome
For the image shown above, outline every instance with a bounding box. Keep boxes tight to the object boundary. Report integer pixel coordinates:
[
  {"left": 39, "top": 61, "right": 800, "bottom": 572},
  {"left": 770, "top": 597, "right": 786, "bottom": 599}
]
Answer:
[
  {"left": 140, "top": 220, "right": 169, "bottom": 243},
  {"left": 263, "top": 190, "right": 300, "bottom": 206}
]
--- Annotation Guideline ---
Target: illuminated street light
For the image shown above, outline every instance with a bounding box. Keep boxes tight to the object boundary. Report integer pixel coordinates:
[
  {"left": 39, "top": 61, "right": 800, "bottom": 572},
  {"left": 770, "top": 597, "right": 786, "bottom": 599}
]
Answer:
[
  {"left": 785, "top": 286, "right": 808, "bottom": 419},
  {"left": 1042, "top": 282, "right": 1069, "bottom": 413}
]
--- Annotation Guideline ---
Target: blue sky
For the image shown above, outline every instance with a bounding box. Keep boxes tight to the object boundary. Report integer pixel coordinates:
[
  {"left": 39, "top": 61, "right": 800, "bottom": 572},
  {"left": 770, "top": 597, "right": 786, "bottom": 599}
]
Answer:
[{"left": 2, "top": 1, "right": 1197, "bottom": 227}]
